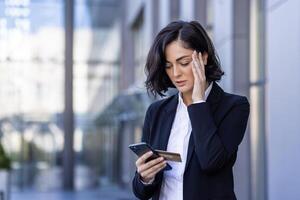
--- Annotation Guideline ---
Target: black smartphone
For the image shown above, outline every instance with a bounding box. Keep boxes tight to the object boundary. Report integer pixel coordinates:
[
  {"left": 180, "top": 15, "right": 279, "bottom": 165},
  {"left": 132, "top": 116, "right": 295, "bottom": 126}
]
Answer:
[{"left": 128, "top": 142, "right": 172, "bottom": 170}]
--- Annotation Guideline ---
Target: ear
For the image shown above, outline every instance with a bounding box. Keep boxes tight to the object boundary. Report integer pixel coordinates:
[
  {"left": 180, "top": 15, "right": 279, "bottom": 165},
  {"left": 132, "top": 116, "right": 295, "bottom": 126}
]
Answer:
[{"left": 202, "top": 52, "right": 208, "bottom": 65}]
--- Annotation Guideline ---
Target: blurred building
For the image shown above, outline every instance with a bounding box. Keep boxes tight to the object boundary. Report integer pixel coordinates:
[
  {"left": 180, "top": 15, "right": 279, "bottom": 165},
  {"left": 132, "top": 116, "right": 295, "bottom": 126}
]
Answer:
[
  {"left": 0, "top": 0, "right": 65, "bottom": 191},
  {"left": 0, "top": 0, "right": 122, "bottom": 192}
]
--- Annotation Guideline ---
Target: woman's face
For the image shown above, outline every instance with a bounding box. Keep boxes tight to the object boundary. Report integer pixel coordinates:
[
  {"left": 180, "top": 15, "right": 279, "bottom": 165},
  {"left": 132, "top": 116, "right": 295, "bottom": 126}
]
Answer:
[{"left": 165, "top": 40, "right": 207, "bottom": 96}]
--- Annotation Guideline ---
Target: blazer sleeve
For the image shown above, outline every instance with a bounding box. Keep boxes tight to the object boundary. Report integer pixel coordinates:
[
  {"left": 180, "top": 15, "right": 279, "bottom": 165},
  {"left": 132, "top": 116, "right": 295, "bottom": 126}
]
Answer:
[
  {"left": 187, "top": 96, "right": 250, "bottom": 173},
  {"left": 132, "top": 104, "right": 160, "bottom": 200}
]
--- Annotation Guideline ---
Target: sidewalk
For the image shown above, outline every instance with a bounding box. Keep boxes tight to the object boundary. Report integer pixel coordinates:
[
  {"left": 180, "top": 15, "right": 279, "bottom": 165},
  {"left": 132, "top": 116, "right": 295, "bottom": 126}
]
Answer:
[{"left": 11, "top": 186, "right": 136, "bottom": 200}]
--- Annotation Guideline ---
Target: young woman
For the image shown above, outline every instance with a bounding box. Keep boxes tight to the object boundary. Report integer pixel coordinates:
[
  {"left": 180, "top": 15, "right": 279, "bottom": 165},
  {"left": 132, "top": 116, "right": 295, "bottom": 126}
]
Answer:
[{"left": 132, "top": 20, "right": 250, "bottom": 200}]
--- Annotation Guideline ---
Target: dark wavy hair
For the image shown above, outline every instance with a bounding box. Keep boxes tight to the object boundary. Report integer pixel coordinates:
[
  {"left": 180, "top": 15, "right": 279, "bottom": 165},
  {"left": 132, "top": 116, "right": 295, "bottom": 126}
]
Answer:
[{"left": 145, "top": 20, "right": 224, "bottom": 97}]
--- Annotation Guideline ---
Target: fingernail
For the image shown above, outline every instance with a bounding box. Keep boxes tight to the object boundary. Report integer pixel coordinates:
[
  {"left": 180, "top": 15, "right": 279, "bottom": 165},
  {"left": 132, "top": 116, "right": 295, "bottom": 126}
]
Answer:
[
  {"left": 160, "top": 157, "right": 164, "bottom": 161},
  {"left": 148, "top": 151, "right": 153, "bottom": 155}
]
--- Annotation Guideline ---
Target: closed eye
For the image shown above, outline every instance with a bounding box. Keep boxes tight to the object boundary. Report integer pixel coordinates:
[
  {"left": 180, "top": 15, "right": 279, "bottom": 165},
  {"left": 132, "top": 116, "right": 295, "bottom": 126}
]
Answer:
[{"left": 180, "top": 61, "right": 191, "bottom": 66}]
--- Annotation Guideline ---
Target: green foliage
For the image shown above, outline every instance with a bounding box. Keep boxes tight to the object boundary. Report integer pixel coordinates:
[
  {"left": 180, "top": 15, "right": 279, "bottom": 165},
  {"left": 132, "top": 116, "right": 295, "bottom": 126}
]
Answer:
[{"left": 0, "top": 143, "right": 11, "bottom": 170}]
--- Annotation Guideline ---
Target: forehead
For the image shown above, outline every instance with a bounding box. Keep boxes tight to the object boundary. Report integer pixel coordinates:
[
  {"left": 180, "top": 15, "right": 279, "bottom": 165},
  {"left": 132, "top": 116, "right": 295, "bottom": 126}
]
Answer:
[{"left": 165, "top": 40, "right": 193, "bottom": 61}]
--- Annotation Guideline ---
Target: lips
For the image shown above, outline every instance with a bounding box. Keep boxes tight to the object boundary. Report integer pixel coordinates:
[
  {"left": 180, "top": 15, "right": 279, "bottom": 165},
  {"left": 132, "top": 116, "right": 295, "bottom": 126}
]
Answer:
[{"left": 175, "top": 80, "right": 186, "bottom": 87}]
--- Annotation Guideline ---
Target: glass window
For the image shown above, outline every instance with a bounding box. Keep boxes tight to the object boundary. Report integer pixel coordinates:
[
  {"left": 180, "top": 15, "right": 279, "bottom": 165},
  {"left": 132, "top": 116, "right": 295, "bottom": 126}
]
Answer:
[
  {"left": 0, "top": 0, "right": 64, "bottom": 191},
  {"left": 132, "top": 11, "right": 146, "bottom": 90},
  {"left": 73, "top": 0, "right": 121, "bottom": 189}
]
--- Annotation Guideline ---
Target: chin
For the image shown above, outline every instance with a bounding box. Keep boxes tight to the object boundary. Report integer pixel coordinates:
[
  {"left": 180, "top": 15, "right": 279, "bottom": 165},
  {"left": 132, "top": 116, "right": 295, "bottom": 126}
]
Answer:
[{"left": 176, "top": 86, "right": 193, "bottom": 94}]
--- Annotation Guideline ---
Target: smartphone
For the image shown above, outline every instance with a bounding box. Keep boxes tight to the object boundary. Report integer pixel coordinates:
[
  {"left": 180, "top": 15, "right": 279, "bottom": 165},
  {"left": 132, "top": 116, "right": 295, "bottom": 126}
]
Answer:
[{"left": 128, "top": 142, "right": 172, "bottom": 170}]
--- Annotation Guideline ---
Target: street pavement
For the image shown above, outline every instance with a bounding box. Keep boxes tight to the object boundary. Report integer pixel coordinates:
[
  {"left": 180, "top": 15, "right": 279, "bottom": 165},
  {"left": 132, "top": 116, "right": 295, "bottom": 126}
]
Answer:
[{"left": 11, "top": 186, "right": 136, "bottom": 200}]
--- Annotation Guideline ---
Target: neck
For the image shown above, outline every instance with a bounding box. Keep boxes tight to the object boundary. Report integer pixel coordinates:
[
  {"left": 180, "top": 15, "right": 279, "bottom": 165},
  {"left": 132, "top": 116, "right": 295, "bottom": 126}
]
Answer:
[{"left": 182, "top": 81, "right": 210, "bottom": 106}]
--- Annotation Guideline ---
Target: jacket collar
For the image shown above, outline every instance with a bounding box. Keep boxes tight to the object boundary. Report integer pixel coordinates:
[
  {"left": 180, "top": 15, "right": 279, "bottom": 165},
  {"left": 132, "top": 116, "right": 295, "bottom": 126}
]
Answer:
[{"left": 206, "top": 81, "right": 224, "bottom": 113}]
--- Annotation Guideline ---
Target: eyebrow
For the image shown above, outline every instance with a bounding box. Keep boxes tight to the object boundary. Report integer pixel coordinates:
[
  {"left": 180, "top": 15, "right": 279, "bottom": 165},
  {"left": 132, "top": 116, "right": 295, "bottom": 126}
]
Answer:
[{"left": 166, "top": 55, "right": 191, "bottom": 63}]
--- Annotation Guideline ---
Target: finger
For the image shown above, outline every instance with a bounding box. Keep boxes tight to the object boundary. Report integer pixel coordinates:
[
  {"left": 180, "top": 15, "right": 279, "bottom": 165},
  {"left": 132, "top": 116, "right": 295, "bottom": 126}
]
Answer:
[
  {"left": 136, "top": 151, "right": 153, "bottom": 166},
  {"left": 192, "top": 52, "right": 202, "bottom": 79},
  {"left": 140, "top": 161, "right": 167, "bottom": 180},
  {"left": 138, "top": 157, "right": 164, "bottom": 173},
  {"left": 192, "top": 59, "right": 200, "bottom": 80},
  {"left": 194, "top": 51, "right": 201, "bottom": 65},
  {"left": 146, "top": 162, "right": 167, "bottom": 179},
  {"left": 193, "top": 51, "right": 205, "bottom": 81},
  {"left": 198, "top": 52, "right": 205, "bottom": 73},
  {"left": 142, "top": 160, "right": 166, "bottom": 177}
]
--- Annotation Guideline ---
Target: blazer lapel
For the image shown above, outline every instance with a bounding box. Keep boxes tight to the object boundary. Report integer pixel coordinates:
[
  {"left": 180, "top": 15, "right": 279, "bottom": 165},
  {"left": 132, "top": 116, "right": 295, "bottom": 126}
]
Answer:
[
  {"left": 185, "top": 82, "right": 224, "bottom": 171},
  {"left": 157, "top": 95, "right": 178, "bottom": 151},
  {"left": 205, "top": 81, "right": 224, "bottom": 113}
]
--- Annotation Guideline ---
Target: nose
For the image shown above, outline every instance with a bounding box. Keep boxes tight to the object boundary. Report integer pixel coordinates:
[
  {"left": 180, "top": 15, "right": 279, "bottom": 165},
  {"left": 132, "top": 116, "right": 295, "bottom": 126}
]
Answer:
[{"left": 173, "top": 65, "right": 181, "bottom": 77}]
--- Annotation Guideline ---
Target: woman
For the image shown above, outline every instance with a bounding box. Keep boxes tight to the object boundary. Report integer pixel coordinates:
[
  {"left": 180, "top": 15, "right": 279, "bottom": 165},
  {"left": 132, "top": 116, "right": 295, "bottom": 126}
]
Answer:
[{"left": 132, "top": 20, "right": 250, "bottom": 200}]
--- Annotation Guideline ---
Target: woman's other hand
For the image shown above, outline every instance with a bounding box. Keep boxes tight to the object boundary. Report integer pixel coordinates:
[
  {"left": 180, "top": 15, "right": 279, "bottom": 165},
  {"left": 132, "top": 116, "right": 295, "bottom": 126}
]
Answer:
[{"left": 191, "top": 50, "right": 208, "bottom": 102}]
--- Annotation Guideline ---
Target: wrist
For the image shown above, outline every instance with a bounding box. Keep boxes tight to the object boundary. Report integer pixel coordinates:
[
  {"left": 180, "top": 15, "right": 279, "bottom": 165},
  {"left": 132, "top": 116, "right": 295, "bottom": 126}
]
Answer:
[
  {"left": 140, "top": 177, "right": 154, "bottom": 185},
  {"left": 193, "top": 99, "right": 205, "bottom": 104},
  {"left": 192, "top": 96, "right": 205, "bottom": 102}
]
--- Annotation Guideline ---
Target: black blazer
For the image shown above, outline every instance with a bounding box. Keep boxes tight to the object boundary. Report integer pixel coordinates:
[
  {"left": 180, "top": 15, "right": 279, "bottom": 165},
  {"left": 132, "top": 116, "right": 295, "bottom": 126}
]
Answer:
[{"left": 132, "top": 82, "right": 250, "bottom": 200}]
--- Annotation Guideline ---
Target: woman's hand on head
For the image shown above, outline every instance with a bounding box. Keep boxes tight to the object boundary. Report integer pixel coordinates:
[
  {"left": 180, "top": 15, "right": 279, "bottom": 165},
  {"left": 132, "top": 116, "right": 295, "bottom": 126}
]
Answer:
[
  {"left": 135, "top": 151, "right": 167, "bottom": 183},
  {"left": 191, "top": 50, "right": 207, "bottom": 102}
]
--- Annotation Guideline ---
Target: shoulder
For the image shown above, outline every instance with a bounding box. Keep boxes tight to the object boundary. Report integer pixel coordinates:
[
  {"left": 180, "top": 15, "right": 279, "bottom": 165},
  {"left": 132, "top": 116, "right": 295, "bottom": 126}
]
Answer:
[
  {"left": 211, "top": 82, "right": 249, "bottom": 109},
  {"left": 221, "top": 92, "right": 250, "bottom": 108},
  {"left": 212, "top": 90, "right": 250, "bottom": 122},
  {"left": 146, "top": 94, "right": 177, "bottom": 114}
]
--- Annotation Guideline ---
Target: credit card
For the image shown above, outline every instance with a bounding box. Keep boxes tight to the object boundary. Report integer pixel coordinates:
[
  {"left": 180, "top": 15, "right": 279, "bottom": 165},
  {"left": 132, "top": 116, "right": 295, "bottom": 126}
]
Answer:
[{"left": 155, "top": 150, "right": 182, "bottom": 162}]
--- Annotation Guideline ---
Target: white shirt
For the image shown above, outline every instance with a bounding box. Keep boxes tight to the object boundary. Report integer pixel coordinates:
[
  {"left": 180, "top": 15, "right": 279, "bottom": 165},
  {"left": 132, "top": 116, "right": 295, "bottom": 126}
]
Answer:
[{"left": 158, "top": 82, "right": 213, "bottom": 200}]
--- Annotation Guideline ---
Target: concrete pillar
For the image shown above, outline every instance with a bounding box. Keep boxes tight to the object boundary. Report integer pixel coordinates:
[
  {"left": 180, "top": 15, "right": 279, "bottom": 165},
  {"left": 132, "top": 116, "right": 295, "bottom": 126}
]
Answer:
[{"left": 63, "top": 0, "right": 75, "bottom": 190}]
